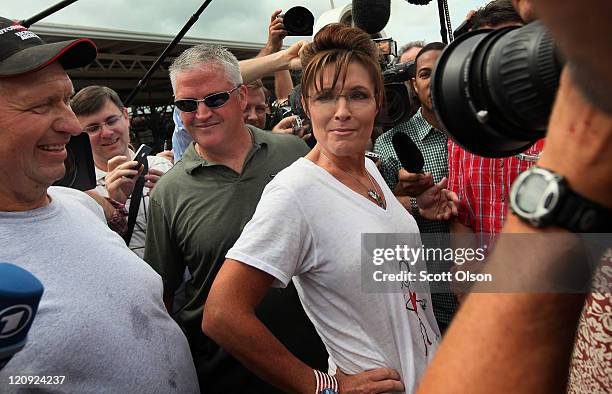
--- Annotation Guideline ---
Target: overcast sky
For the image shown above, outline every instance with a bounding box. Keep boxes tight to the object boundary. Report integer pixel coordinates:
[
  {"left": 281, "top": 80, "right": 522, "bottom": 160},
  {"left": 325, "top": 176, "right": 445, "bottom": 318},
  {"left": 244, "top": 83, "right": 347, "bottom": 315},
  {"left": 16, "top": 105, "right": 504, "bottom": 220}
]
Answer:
[{"left": 3, "top": 0, "right": 488, "bottom": 45}]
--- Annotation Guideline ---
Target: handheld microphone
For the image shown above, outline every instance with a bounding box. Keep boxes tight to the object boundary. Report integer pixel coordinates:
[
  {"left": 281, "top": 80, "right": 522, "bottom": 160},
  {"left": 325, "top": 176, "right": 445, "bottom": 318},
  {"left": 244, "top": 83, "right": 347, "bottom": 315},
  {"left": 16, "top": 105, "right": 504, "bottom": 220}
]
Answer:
[
  {"left": 352, "top": 0, "right": 391, "bottom": 35},
  {"left": 0, "top": 263, "right": 44, "bottom": 370},
  {"left": 392, "top": 132, "right": 425, "bottom": 173}
]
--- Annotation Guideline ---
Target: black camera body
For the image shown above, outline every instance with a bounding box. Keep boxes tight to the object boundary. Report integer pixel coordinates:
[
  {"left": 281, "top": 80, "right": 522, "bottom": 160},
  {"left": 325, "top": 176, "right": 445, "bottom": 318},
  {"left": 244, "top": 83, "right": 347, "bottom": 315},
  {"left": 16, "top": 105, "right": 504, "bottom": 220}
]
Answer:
[
  {"left": 52, "top": 133, "right": 96, "bottom": 191},
  {"left": 267, "top": 84, "right": 308, "bottom": 130},
  {"left": 377, "top": 50, "right": 417, "bottom": 130},
  {"left": 382, "top": 61, "right": 416, "bottom": 85}
]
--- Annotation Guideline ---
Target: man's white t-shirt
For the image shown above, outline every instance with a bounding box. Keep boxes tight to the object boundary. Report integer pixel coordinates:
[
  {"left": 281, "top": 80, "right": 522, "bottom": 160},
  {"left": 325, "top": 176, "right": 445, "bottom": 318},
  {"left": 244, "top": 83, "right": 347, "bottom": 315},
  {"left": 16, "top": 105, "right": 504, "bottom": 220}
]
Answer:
[
  {"left": 227, "top": 158, "right": 439, "bottom": 393},
  {"left": 95, "top": 151, "right": 172, "bottom": 257}
]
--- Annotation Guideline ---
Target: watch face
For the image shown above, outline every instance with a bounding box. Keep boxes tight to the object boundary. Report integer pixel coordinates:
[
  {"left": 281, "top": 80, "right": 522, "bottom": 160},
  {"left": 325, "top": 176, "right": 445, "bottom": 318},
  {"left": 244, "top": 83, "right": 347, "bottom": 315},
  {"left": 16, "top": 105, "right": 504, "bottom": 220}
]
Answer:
[{"left": 515, "top": 173, "right": 548, "bottom": 213}]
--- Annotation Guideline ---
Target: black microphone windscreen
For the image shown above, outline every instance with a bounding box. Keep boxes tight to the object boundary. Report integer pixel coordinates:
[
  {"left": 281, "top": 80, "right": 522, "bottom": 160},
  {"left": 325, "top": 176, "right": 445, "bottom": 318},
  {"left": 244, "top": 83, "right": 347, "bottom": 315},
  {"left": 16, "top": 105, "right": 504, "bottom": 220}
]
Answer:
[
  {"left": 352, "top": 0, "right": 391, "bottom": 35},
  {"left": 392, "top": 132, "right": 425, "bottom": 173},
  {"left": 406, "top": 0, "right": 433, "bottom": 5}
]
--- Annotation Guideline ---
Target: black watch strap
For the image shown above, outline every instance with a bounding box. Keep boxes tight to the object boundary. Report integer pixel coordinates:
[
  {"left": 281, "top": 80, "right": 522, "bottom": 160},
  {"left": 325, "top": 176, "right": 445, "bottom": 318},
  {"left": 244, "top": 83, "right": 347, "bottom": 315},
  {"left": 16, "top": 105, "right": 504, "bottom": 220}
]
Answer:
[{"left": 557, "top": 188, "right": 612, "bottom": 232}]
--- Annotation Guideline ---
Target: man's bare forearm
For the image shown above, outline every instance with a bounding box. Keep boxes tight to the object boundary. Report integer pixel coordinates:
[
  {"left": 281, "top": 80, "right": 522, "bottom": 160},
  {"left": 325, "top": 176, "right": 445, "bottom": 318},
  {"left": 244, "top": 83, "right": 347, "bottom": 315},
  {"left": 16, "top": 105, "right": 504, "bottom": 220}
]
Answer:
[
  {"left": 417, "top": 216, "right": 587, "bottom": 394},
  {"left": 204, "top": 305, "right": 315, "bottom": 393},
  {"left": 240, "top": 51, "right": 289, "bottom": 84}
]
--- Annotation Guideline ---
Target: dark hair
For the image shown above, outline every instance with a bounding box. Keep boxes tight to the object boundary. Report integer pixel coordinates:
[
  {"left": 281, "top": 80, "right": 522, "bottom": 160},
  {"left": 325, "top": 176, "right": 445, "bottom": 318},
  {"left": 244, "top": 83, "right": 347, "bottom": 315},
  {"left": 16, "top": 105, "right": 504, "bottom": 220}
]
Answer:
[
  {"left": 246, "top": 79, "right": 271, "bottom": 103},
  {"left": 71, "top": 85, "right": 124, "bottom": 116},
  {"left": 415, "top": 42, "right": 446, "bottom": 68},
  {"left": 299, "top": 23, "right": 384, "bottom": 114},
  {"left": 471, "top": 0, "right": 523, "bottom": 30}
]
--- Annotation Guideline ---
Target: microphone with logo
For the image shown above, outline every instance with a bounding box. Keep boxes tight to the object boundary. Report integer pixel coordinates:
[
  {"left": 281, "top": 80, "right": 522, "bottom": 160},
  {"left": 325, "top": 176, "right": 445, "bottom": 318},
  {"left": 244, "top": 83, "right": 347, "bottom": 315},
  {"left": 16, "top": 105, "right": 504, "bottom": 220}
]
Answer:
[
  {"left": 392, "top": 132, "right": 425, "bottom": 174},
  {"left": 0, "top": 263, "right": 44, "bottom": 370}
]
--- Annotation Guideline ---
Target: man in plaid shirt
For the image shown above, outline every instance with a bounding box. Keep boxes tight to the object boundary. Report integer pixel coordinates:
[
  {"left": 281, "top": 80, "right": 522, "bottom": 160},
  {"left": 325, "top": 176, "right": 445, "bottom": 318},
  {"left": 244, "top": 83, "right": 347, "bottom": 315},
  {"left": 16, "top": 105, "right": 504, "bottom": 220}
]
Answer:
[
  {"left": 447, "top": 140, "right": 544, "bottom": 248},
  {"left": 374, "top": 42, "right": 459, "bottom": 332}
]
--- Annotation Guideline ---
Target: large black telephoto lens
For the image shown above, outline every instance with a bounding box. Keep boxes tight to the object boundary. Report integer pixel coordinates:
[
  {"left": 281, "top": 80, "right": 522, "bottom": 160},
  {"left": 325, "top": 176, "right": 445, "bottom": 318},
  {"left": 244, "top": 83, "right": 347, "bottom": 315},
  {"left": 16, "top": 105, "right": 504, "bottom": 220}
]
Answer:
[
  {"left": 431, "top": 21, "right": 564, "bottom": 157},
  {"left": 282, "top": 6, "right": 314, "bottom": 36}
]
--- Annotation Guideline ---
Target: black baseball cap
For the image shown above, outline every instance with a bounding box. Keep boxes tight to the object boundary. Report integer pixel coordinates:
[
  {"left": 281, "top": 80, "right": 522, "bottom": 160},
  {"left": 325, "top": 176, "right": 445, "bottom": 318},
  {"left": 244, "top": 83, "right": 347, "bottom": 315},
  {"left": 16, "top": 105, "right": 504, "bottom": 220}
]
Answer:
[{"left": 0, "top": 16, "right": 97, "bottom": 77}]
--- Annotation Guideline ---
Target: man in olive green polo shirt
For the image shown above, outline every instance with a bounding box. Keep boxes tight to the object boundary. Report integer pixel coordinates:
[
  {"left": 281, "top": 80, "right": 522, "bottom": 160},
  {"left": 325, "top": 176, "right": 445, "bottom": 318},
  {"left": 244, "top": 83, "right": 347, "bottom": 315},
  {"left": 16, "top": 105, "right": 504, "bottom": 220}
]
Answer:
[{"left": 144, "top": 43, "right": 326, "bottom": 393}]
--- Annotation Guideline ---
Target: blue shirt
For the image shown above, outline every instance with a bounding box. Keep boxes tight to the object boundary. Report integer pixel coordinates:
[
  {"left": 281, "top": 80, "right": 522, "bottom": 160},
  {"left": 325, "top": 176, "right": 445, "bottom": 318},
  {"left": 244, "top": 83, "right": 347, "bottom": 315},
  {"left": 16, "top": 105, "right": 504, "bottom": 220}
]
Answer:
[{"left": 172, "top": 108, "right": 193, "bottom": 162}]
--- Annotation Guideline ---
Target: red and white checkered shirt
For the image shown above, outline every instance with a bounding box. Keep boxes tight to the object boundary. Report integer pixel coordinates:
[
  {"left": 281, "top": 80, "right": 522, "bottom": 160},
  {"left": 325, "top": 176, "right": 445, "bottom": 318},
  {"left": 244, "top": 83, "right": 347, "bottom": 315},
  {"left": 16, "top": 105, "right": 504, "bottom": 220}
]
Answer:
[{"left": 447, "top": 139, "right": 545, "bottom": 244}]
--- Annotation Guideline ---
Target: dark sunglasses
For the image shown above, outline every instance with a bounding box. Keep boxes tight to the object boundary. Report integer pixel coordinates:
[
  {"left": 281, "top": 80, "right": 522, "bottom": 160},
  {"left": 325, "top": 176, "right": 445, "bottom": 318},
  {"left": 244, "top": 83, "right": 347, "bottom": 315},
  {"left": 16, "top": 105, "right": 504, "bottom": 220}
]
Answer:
[{"left": 174, "top": 85, "right": 242, "bottom": 112}]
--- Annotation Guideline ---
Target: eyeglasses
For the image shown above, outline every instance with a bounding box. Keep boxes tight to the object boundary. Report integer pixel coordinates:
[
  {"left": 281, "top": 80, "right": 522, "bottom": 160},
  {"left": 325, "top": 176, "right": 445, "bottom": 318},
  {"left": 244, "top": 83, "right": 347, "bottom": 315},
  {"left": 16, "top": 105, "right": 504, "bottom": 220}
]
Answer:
[
  {"left": 307, "top": 89, "right": 375, "bottom": 109},
  {"left": 174, "top": 85, "right": 242, "bottom": 113},
  {"left": 83, "top": 114, "right": 123, "bottom": 134}
]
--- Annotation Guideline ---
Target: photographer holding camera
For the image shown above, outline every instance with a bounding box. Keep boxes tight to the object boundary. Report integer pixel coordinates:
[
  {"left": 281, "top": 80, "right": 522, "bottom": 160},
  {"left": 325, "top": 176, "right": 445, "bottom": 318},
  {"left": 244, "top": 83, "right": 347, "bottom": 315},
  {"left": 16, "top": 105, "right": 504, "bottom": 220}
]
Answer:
[
  {"left": 247, "top": 9, "right": 315, "bottom": 142},
  {"left": 71, "top": 85, "right": 173, "bottom": 258},
  {"left": 417, "top": 0, "right": 612, "bottom": 393}
]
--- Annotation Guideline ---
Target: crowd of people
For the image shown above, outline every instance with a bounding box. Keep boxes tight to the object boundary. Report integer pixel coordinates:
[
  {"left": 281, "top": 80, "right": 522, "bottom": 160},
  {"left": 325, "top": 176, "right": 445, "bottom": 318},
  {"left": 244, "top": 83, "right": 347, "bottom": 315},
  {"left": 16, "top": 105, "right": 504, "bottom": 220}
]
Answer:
[{"left": 0, "top": 0, "right": 610, "bottom": 393}]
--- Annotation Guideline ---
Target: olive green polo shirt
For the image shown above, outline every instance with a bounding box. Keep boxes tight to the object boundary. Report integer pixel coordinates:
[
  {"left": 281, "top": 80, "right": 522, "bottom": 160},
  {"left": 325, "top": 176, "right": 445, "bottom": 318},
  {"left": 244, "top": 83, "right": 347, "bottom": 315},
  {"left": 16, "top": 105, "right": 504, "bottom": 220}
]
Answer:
[{"left": 144, "top": 125, "right": 309, "bottom": 346}]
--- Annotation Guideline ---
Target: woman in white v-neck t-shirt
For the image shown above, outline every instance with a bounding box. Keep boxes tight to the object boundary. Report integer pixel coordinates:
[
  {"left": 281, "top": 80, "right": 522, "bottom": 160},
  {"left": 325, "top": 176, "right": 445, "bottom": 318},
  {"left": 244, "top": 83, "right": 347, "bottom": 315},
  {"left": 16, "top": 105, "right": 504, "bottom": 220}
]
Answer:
[{"left": 203, "top": 23, "right": 457, "bottom": 394}]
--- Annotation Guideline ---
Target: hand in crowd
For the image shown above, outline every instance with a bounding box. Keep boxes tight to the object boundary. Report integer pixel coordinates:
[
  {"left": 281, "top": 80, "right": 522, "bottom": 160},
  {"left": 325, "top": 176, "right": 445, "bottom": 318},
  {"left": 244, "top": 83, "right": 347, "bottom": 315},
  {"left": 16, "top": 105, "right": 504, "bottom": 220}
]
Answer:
[
  {"left": 144, "top": 168, "right": 164, "bottom": 191},
  {"left": 105, "top": 155, "right": 140, "bottom": 203},
  {"left": 106, "top": 156, "right": 165, "bottom": 203},
  {"left": 265, "top": 9, "right": 287, "bottom": 54},
  {"left": 394, "top": 169, "right": 434, "bottom": 197},
  {"left": 271, "top": 115, "right": 312, "bottom": 140},
  {"left": 335, "top": 367, "right": 405, "bottom": 394},
  {"left": 156, "top": 149, "right": 174, "bottom": 164},
  {"left": 271, "top": 115, "right": 296, "bottom": 134},
  {"left": 283, "top": 40, "right": 307, "bottom": 71},
  {"left": 416, "top": 177, "right": 459, "bottom": 221},
  {"left": 84, "top": 189, "right": 116, "bottom": 221}
]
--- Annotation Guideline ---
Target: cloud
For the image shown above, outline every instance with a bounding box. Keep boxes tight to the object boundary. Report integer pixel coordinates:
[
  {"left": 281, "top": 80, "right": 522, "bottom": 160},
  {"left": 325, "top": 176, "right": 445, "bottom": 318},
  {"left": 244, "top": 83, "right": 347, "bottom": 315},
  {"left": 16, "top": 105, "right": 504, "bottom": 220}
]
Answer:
[{"left": 5, "top": 0, "right": 486, "bottom": 46}]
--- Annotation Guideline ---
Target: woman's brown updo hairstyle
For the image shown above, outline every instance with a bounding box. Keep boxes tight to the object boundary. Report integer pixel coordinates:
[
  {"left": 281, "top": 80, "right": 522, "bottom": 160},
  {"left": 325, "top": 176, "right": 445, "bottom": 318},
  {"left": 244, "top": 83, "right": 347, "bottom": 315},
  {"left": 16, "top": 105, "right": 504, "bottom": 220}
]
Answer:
[{"left": 300, "top": 23, "right": 385, "bottom": 114}]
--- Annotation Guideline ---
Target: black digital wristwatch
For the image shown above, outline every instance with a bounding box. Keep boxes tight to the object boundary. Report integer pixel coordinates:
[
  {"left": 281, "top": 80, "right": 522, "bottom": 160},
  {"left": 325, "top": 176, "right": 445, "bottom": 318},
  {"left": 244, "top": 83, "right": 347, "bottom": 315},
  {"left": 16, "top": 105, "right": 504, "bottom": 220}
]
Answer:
[{"left": 510, "top": 166, "right": 611, "bottom": 232}]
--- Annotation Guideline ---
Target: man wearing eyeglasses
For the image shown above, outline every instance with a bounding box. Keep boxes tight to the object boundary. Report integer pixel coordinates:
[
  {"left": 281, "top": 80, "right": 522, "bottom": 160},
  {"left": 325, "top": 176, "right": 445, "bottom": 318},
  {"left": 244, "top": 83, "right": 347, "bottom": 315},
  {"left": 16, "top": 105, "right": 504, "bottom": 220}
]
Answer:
[
  {"left": 144, "top": 43, "right": 327, "bottom": 393},
  {"left": 71, "top": 85, "right": 172, "bottom": 258}
]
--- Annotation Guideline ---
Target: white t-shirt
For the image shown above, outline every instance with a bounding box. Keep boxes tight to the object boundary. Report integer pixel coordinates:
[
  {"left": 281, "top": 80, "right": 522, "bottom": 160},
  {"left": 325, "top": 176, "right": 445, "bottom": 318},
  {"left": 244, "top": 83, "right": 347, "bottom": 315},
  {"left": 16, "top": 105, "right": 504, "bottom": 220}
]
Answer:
[
  {"left": 0, "top": 186, "right": 198, "bottom": 392},
  {"left": 95, "top": 152, "right": 172, "bottom": 258},
  {"left": 227, "top": 158, "right": 440, "bottom": 394}
]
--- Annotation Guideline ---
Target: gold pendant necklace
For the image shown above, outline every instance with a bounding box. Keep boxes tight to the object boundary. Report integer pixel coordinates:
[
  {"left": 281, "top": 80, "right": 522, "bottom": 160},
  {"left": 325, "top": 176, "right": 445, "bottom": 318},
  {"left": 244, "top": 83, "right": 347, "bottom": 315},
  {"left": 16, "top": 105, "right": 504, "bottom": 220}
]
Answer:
[{"left": 320, "top": 150, "right": 386, "bottom": 209}]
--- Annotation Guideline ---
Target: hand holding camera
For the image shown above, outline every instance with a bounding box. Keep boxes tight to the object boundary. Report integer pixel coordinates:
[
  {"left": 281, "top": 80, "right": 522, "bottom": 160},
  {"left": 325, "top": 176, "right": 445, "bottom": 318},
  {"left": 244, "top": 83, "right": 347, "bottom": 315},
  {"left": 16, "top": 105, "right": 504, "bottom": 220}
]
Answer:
[
  {"left": 265, "top": 9, "right": 287, "bottom": 54},
  {"left": 105, "top": 155, "right": 140, "bottom": 204},
  {"left": 271, "top": 115, "right": 312, "bottom": 141}
]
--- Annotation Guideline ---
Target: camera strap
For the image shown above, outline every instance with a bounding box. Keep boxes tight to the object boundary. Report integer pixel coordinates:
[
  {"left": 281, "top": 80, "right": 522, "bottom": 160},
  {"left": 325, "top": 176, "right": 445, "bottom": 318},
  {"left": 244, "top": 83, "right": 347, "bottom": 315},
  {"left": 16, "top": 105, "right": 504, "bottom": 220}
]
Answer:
[{"left": 122, "top": 162, "right": 148, "bottom": 246}]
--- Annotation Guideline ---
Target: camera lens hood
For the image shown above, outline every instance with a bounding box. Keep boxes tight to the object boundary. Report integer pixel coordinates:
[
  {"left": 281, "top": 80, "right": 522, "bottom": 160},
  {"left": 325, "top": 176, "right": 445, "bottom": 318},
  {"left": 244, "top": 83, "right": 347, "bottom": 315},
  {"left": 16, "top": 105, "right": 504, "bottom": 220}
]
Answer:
[
  {"left": 432, "top": 22, "right": 562, "bottom": 158},
  {"left": 282, "top": 6, "right": 314, "bottom": 36},
  {"left": 486, "top": 21, "right": 562, "bottom": 137}
]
